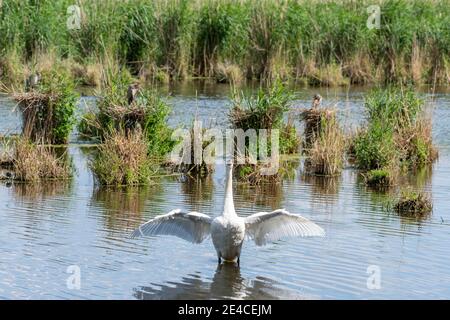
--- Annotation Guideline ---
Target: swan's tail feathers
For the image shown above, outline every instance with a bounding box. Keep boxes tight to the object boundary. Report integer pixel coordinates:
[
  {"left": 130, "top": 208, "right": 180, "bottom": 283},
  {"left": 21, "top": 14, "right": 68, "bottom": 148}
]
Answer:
[
  {"left": 244, "top": 209, "right": 325, "bottom": 246},
  {"left": 129, "top": 209, "right": 212, "bottom": 244}
]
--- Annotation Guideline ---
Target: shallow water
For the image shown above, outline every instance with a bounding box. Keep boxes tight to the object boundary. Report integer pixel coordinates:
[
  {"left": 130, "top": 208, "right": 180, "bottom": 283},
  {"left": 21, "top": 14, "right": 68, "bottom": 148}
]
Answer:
[{"left": 0, "top": 84, "right": 450, "bottom": 299}]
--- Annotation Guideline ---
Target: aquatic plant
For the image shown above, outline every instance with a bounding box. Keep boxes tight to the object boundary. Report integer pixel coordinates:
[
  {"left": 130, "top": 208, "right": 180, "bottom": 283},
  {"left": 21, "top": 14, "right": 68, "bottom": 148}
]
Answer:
[
  {"left": 304, "top": 116, "right": 345, "bottom": 176},
  {"left": 363, "top": 169, "right": 396, "bottom": 188},
  {"left": 354, "top": 87, "right": 437, "bottom": 170},
  {"left": 12, "top": 137, "right": 71, "bottom": 182},
  {"left": 168, "top": 122, "right": 215, "bottom": 177},
  {"left": 13, "top": 69, "right": 78, "bottom": 144},
  {"left": 91, "top": 128, "right": 156, "bottom": 186},
  {"left": 393, "top": 189, "right": 433, "bottom": 216},
  {"left": 79, "top": 73, "right": 175, "bottom": 158}
]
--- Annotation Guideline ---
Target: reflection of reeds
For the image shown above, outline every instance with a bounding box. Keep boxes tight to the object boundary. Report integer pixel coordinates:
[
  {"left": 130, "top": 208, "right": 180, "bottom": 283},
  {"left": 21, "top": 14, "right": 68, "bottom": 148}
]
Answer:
[
  {"left": 93, "top": 186, "right": 159, "bottom": 232},
  {"left": 302, "top": 174, "right": 341, "bottom": 196},
  {"left": 237, "top": 182, "right": 284, "bottom": 211},
  {"left": 12, "top": 181, "right": 72, "bottom": 201},
  {"left": 180, "top": 176, "right": 214, "bottom": 211}
]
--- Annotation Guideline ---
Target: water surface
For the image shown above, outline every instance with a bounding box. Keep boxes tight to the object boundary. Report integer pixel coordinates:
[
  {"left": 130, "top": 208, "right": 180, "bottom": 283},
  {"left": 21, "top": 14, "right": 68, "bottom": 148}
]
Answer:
[{"left": 0, "top": 84, "right": 449, "bottom": 299}]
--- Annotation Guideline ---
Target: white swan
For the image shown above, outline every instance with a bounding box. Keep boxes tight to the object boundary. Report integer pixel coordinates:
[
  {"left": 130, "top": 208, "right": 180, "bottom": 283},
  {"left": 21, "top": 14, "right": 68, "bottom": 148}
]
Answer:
[{"left": 131, "top": 161, "right": 325, "bottom": 264}]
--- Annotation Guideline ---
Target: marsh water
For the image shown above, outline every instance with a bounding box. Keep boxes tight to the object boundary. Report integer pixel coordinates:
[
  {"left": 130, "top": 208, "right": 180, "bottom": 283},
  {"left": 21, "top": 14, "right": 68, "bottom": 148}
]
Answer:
[{"left": 1, "top": 83, "right": 450, "bottom": 299}]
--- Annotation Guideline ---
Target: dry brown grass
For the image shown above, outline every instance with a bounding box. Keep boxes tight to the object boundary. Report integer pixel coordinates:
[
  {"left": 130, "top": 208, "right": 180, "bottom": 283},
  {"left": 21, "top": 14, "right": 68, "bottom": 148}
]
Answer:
[
  {"left": 91, "top": 128, "right": 154, "bottom": 186},
  {"left": 395, "top": 115, "right": 438, "bottom": 167},
  {"left": 13, "top": 92, "right": 56, "bottom": 143},
  {"left": 13, "top": 137, "right": 70, "bottom": 182},
  {"left": 71, "top": 62, "right": 102, "bottom": 87},
  {"left": 300, "top": 108, "right": 336, "bottom": 149},
  {"left": 214, "top": 61, "right": 243, "bottom": 85},
  {"left": 304, "top": 116, "right": 345, "bottom": 176}
]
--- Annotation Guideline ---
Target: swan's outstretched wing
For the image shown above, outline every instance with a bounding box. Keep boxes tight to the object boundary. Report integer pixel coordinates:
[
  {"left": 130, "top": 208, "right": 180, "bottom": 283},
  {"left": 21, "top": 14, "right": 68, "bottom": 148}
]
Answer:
[
  {"left": 130, "top": 209, "right": 212, "bottom": 244},
  {"left": 244, "top": 209, "right": 325, "bottom": 246}
]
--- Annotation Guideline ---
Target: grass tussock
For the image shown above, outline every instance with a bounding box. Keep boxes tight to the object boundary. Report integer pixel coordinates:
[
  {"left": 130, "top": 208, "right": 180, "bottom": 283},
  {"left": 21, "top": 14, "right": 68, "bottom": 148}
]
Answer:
[
  {"left": 304, "top": 116, "right": 345, "bottom": 176},
  {"left": 353, "top": 87, "right": 438, "bottom": 172},
  {"left": 12, "top": 137, "right": 71, "bottom": 182},
  {"left": 12, "top": 69, "right": 78, "bottom": 144},
  {"left": 363, "top": 169, "right": 397, "bottom": 189},
  {"left": 168, "top": 123, "right": 215, "bottom": 177},
  {"left": 300, "top": 108, "right": 336, "bottom": 149},
  {"left": 229, "top": 81, "right": 299, "bottom": 181},
  {"left": 91, "top": 128, "right": 156, "bottom": 186},
  {"left": 79, "top": 71, "right": 175, "bottom": 158},
  {"left": 393, "top": 189, "right": 433, "bottom": 216},
  {"left": 1, "top": 0, "right": 449, "bottom": 86}
]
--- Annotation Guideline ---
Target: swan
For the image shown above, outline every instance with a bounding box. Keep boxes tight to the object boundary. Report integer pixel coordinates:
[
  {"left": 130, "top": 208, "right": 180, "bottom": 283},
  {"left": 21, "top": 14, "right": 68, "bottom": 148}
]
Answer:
[{"left": 131, "top": 161, "right": 325, "bottom": 265}]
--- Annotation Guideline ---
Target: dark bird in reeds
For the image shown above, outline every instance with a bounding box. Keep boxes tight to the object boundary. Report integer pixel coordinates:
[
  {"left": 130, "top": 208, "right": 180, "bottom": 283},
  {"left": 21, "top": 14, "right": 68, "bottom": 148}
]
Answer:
[
  {"left": 127, "top": 83, "right": 140, "bottom": 105},
  {"left": 25, "top": 73, "right": 41, "bottom": 92},
  {"left": 312, "top": 94, "right": 322, "bottom": 109}
]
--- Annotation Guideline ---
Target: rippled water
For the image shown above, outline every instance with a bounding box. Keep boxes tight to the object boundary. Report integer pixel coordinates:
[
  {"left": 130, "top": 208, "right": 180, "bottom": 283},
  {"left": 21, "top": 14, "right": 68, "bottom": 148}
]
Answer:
[{"left": 0, "top": 84, "right": 450, "bottom": 299}]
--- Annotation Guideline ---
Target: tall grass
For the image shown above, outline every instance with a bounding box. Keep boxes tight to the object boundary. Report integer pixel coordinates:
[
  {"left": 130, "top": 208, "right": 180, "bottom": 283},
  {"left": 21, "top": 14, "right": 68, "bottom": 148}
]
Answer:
[
  {"left": 79, "top": 71, "right": 175, "bottom": 158},
  {"left": 1, "top": 0, "right": 449, "bottom": 86},
  {"left": 353, "top": 87, "right": 438, "bottom": 173},
  {"left": 12, "top": 137, "right": 71, "bottom": 182},
  {"left": 91, "top": 128, "right": 156, "bottom": 186}
]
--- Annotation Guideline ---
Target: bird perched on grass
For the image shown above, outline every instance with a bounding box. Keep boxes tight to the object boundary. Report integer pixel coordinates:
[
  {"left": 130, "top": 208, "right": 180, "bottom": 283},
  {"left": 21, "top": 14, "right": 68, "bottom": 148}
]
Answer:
[
  {"left": 311, "top": 94, "right": 322, "bottom": 109},
  {"left": 127, "top": 83, "right": 140, "bottom": 105},
  {"left": 25, "top": 73, "right": 41, "bottom": 92},
  {"left": 131, "top": 161, "right": 325, "bottom": 265}
]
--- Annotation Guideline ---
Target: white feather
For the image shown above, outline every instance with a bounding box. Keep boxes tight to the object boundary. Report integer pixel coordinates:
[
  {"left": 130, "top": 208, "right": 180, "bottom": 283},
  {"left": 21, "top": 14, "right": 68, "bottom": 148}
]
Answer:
[
  {"left": 244, "top": 209, "right": 325, "bottom": 246},
  {"left": 130, "top": 209, "right": 212, "bottom": 244}
]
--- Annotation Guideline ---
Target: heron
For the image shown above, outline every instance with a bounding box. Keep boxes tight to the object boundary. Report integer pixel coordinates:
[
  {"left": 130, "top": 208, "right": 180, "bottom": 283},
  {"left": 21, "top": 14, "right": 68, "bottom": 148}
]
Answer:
[
  {"left": 25, "top": 73, "right": 41, "bottom": 92},
  {"left": 311, "top": 94, "right": 322, "bottom": 109},
  {"left": 131, "top": 161, "right": 325, "bottom": 265},
  {"left": 127, "top": 83, "right": 140, "bottom": 105}
]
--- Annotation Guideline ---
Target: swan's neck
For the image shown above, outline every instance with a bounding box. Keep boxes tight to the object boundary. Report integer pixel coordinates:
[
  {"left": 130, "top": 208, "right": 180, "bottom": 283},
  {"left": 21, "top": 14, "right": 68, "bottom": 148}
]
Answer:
[{"left": 223, "top": 165, "right": 236, "bottom": 218}]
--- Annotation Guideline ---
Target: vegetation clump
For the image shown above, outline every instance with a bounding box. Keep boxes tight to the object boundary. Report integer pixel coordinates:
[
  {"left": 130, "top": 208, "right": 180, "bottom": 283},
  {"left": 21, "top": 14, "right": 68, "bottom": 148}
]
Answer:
[
  {"left": 13, "top": 70, "right": 78, "bottom": 144},
  {"left": 91, "top": 128, "right": 156, "bottom": 186},
  {"left": 169, "top": 122, "right": 215, "bottom": 177},
  {"left": 11, "top": 137, "right": 71, "bottom": 182},
  {"left": 79, "top": 74, "right": 175, "bottom": 159},
  {"left": 363, "top": 169, "right": 396, "bottom": 188},
  {"left": 229, "top": 81, "right": 299, "bottom": 183},
  {"left": 304, "top": 116, "right": 345, "bottom": 176},
  {"left": 393, "top": 189, "right": 433, "bottom": 216},
  {"left": 353, "top": 87, "right": 437, "bottom": 172},
  {"left": 300, "top": 108, "right": 336, "bottom": 149}
]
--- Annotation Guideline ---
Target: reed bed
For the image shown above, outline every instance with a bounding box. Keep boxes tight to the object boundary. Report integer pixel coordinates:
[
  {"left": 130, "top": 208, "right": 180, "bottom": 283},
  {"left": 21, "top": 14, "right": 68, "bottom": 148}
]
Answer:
[
  {"left": 352, "top": 87, "right": 438, "bottom": 188},
  {"left": 91, "top": 128, "right": 156, "bottom": 186},
  {"left": 1, "top": 0, "right": 449, "bottom": 86},
  {"left": 11, "top": 137, "right": 71, "bottom": 182},
  {"left": 303, "top": 115, "right": 345, "bottom": 176},
  {"left": 229, "top": 81, "right": 299, "bottom": 183},
  {"left": 12, "top": 70, "right": 78, "bottom": 144}
]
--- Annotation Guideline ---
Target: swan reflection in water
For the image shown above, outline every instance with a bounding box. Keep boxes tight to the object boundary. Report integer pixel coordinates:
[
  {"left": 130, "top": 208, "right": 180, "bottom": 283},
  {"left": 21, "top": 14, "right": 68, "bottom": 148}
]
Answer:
[{"left": 133, "top": 263, "right": 305, "bottom": 300}]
